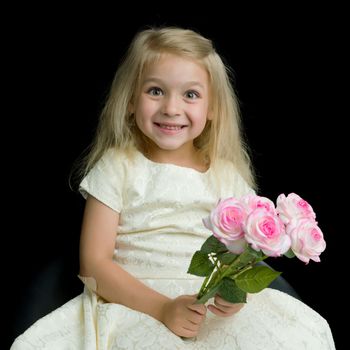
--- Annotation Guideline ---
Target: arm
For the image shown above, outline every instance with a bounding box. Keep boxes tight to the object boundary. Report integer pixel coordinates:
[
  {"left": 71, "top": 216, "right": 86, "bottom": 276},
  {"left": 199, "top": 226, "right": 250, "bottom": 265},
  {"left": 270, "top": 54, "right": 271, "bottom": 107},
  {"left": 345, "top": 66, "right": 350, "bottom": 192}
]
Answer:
[{"left": 79, "top": 195, "right": 206, "bottom": 337}]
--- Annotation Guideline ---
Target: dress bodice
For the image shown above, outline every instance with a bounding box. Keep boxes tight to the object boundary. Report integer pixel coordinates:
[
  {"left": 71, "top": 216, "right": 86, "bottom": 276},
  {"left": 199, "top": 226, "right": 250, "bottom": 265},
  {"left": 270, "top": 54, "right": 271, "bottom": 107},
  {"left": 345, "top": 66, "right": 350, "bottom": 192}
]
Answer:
[{"left": 79, "top": 149, "right": 253, "bottom": 278}]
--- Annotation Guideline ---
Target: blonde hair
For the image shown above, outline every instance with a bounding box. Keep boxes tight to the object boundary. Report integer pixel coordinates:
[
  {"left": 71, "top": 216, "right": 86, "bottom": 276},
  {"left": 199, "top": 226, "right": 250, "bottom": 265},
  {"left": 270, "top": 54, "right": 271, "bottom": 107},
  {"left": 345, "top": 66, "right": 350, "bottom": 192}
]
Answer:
[{"left": 74, "top": 26, "right": 256, "bottom": 189}]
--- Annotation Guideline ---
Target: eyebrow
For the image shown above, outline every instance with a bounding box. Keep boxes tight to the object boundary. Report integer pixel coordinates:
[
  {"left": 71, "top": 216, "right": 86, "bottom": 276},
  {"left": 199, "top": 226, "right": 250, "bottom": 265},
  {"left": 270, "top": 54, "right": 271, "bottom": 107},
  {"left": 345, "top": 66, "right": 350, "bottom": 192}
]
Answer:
[{"left": 142, "top": 77, "right": 205, "bottom": 89}]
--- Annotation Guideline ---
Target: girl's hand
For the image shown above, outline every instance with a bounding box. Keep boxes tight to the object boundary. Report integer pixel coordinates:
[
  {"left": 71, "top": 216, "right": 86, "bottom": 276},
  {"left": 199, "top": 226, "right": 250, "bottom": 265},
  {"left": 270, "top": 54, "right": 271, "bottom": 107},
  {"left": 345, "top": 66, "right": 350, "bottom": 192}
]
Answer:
[
  {"left": 207, "top": 294, "right": 244, "bottom": 317},
  {"left": 161, "top": 295, "right": 207, "bottom": 338}
]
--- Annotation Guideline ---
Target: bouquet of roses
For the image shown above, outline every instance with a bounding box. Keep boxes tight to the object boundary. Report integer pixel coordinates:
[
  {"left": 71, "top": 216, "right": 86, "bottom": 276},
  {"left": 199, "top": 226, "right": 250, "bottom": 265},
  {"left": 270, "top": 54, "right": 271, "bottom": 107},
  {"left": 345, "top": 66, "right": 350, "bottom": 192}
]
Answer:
[{"left": 187, "top": 193, "right": 326, "bottom": 304}]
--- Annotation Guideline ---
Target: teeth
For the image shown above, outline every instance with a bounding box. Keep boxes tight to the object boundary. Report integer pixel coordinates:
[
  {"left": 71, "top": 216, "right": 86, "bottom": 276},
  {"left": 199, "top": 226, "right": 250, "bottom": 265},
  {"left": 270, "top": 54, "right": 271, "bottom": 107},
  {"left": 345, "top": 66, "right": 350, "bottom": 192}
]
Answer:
[{"left": 159, "top": 124, "right": 182, "bottom": 130}]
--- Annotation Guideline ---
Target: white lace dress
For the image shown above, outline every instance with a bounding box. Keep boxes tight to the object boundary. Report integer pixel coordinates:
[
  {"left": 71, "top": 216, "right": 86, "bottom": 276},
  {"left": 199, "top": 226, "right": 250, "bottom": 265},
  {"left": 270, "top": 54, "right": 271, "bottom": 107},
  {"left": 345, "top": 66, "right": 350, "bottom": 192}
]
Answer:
[{"left": 11, "top": 149, "right": 335, "bottom": 349}]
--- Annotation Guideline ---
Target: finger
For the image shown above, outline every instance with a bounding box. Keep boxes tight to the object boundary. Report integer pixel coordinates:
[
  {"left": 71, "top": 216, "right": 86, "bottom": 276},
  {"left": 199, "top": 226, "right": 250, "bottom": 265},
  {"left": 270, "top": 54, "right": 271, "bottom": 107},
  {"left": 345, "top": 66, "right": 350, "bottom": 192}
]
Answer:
[
  {"left": 207, "top": 304, "right": 230, "bottom": 317},
  {"left": 186, "top": 313, "right": 204, "bottom": 325},
  {"left": 214, "top": 300, "right": 243, "bottom": 311},
  {"left": 214, "top": 299, "right": 231, "bottom": 310},
  {"left": 214, "top": 300, "right": 244, "bottom": 313},
  {"left": 214, "top": 295, "right": 232, "bottom": 306},
  {"left": 182, "top": 322, "right": 198, "bottom": 332},
  {"left": 181, "top": 328, "right": 198, "bottom": 339},
  {"left": 213, "top": 298, "right": 233, "bottom": 310},
  {"left": 215, "top": 296, "right": 244, "bottom": 310},
  {"left": 215, "top": 295, "right": 243, "bottom": 307},
  {"left": 184, "top": 317, "right": 203, "bottom": 331},
  {"left": 188, "top": 303, "right": 207, "bottom": 315}
]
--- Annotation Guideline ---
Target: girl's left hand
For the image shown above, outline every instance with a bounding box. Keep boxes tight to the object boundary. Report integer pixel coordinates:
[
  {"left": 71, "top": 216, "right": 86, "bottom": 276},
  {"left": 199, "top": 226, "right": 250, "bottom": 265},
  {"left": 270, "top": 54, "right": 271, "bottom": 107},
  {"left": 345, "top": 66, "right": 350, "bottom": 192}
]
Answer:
[{"left": 207, "top": 294, "right": 244, "bottom": 317}]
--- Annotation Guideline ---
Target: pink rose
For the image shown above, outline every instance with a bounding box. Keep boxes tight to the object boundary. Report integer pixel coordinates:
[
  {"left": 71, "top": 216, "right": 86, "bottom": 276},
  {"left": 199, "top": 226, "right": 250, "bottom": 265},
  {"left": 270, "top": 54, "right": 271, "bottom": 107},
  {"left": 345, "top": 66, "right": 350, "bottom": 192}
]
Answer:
[
  {"left": 287, "top": 217, "right": 326, "bottom": 264},
  {"left": 276, "top": 193, "right": 316, "bottom": 225},
  {"left": 241, "top": 194, "right": 277, "bottom": 215},
  {"left": 203, "top": 197, "right": 247, "bottom": 253},
  {"left": 244, "top": 208, "right": 291, "bottom": 256}
]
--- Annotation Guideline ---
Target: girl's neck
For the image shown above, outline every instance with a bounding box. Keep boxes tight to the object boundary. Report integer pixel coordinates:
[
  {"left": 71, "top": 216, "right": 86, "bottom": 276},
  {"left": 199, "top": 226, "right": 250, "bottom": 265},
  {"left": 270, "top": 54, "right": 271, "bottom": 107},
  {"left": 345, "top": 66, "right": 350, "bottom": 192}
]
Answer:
[{"left": 144, "top": 146, "right": 208, "bottom": 173}]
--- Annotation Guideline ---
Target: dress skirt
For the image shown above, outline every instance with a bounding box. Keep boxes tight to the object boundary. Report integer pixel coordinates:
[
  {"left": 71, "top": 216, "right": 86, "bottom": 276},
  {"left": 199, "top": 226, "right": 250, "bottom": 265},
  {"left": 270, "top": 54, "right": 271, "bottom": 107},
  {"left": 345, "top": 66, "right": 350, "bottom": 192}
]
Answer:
[{"left": 11, "top": 277, "right": 335, "bottom": 349}]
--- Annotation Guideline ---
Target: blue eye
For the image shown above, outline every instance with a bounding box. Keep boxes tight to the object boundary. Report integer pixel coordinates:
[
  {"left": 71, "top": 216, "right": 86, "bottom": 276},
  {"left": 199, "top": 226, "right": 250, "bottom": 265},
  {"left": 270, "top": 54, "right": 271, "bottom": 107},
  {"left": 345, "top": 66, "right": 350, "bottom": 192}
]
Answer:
[
  {"left": 185, "top": 90, "right": 199, "bottom": 99},
  {"left": 148, "top": 87, "right": 163, "bottom": 96}
]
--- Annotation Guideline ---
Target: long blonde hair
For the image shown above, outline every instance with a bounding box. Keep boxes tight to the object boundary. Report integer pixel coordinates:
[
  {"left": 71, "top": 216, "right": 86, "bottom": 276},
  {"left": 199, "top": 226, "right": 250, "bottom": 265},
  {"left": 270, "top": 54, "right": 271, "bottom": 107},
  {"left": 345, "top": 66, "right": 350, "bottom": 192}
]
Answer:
[{"left": 74, "top": 26, "right": 256, "bottom": 189}]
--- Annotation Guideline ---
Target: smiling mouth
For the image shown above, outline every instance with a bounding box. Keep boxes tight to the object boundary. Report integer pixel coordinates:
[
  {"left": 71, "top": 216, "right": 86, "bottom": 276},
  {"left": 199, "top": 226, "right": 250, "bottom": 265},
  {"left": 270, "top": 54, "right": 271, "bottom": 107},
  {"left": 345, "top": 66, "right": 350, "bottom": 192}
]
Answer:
[{"left": 154, "top": 123, "right": 187, "bottom": 130}]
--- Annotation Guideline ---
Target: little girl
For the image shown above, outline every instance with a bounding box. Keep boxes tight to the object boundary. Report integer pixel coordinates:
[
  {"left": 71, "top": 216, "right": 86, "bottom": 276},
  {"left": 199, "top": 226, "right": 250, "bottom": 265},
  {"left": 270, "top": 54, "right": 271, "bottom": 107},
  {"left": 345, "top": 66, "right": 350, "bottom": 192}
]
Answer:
[{"left": 12, "top": 26, "right": 335, "bottom": 349}]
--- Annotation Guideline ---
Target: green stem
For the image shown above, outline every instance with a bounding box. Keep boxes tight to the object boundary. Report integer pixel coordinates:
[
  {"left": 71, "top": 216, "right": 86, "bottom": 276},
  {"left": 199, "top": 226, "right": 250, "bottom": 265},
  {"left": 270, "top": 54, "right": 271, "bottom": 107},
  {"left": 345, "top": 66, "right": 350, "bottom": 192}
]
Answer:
[
  {"left": 229, "top": 253, "right": 268, "bottom": 280},
  {"left": 198, "top": 274, "right": 211, "bottom": 299},
  {"left": 197, "top": 255, "right": 222, "bottom": 299},
  {"left": 197, "top": 248, "right": 269, "bottom": 301},
  {"left": 223, "top": 251, "right": 269, "bottom": 279},
  {"left": 231, "top": 263, "right": 253, "bottom": 279}
]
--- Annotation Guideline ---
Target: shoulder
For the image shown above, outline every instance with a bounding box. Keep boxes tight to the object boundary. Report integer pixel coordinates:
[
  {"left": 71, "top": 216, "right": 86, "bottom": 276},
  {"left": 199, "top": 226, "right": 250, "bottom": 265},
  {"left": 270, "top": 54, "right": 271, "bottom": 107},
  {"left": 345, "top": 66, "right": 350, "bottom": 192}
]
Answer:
[
  {"left": 212, "top": 158, "right": 242, "bottom": 181},
  {"left": 97, "top": 147, "right": 138, "bottom": 172},
  {"left": 100, "top": 147, "right": 130, "bottom": 165},
  {"left": 212, "top": 158, "right": 255, "bottom": 198},
  {"left": 80, "top": 148, "right": 136, "bottom": 189},
  {"left": 78, "top": 148, "right": 139, "bottom": 211}
]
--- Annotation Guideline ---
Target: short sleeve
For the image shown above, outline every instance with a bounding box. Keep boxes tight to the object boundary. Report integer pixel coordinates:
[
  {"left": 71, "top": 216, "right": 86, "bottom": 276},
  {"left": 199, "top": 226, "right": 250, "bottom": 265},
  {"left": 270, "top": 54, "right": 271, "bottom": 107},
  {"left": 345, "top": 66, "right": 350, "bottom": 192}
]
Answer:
[{"left": 79, "top": 149, "right": 125, "bottom": 212}]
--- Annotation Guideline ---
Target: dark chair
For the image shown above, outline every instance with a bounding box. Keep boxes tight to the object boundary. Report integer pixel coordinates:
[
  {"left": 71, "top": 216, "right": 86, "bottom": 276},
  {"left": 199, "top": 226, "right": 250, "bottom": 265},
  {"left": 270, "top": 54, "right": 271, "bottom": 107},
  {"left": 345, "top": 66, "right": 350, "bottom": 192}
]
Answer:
[
  {"left": 258, "top": 261, "right": 301, "bottom": 300},
  {"left": 10, "top": 256, "right": 82, "bottom": 344}
]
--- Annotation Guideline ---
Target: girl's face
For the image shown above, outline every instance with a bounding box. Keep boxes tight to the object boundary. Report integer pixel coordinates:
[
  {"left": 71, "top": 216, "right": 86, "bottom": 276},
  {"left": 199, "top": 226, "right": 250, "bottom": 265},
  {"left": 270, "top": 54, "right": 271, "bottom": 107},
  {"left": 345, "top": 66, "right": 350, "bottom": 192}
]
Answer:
[{"left": 133, "top": 53, "right": 210, "bottom": 159}]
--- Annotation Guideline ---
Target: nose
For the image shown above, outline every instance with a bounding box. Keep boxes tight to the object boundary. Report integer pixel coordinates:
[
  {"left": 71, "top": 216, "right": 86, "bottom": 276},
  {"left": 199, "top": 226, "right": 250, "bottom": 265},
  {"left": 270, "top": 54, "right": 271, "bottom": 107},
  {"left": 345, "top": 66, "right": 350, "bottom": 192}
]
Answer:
[{"left": 161, "top": 94, "right": 181, "bottom": 117}]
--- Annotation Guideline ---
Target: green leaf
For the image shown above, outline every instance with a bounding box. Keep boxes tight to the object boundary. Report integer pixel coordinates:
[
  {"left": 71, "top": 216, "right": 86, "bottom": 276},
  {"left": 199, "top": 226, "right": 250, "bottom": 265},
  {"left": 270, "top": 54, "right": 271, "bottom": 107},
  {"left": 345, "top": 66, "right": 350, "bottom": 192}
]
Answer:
[
  {"left": 225, "top": 246, "right": 261, "bottom": 273},
  {"left": 200, "top": 235, "right": 228, "bottom": 254},
  {"left": 219, "top": 252, "right": 237, "bottom": 265},
  {"left": 235, "top": 265, "right": 281, "bottom": 293},
  {"left": 219, "top": 278, "right": 247, "bottom": 303},
  {"left": 284, "top": 248, "right": 296, "bottom": 258},
  {"left": 196, "top": 282, "right": 222, "bottom": 304},
  {"left": 246, "top": 245, "right": 265, "bottom": 259},
  {"left": 187, "top": 251, "right": 214, "bottom": 277}
]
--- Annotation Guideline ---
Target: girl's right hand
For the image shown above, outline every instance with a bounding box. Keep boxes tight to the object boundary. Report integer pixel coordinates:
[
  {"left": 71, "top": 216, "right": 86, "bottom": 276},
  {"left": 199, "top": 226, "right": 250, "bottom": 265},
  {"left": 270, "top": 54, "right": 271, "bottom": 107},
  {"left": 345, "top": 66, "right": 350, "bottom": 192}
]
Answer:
[{"left": 160, "top": 295, "right": 207, "bottom": 338}]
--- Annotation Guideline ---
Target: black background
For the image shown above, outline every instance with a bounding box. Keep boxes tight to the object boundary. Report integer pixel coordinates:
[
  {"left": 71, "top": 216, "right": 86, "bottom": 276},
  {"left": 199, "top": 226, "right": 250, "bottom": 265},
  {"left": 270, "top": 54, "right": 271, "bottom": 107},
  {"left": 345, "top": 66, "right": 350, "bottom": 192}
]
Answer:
[{"left": 4, "top": 5, "right": 346, "bottom": 349}]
